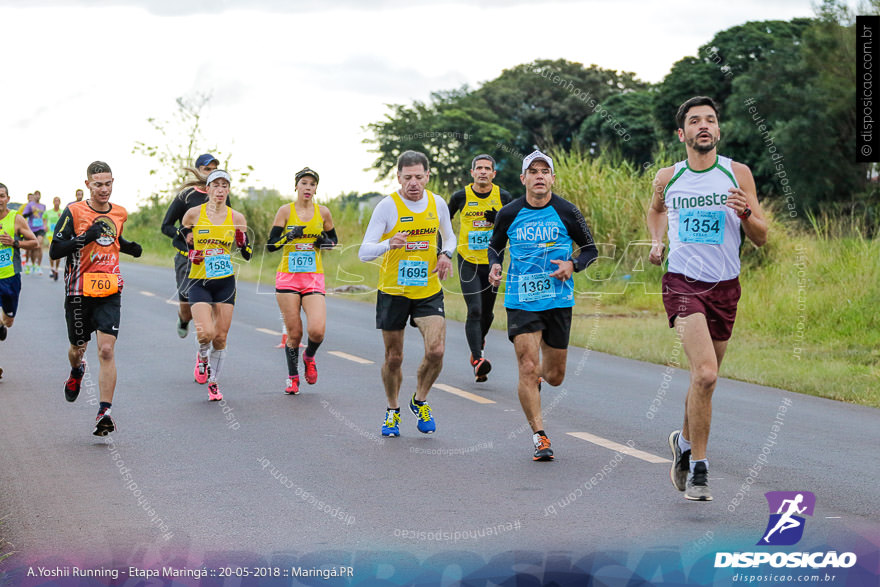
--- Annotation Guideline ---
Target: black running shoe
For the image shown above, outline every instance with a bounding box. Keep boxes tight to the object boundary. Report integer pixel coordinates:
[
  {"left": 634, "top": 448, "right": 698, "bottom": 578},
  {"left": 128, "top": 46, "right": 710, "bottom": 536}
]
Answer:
[
  {"left": 668, "top": 430, "right": 690, "bottom": 492},
  {"left": 0, "top": 324, "right": 7, "bottom": 341},
  {"left": 64, "top": 364, "right": 85, "bottom": 402},
  {"left": 93, "top": 409, "right": 116, "bottom": 436}
]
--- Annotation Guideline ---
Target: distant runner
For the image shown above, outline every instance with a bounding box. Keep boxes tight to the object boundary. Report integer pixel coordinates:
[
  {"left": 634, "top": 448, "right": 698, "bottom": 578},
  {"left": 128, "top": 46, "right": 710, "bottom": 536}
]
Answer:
[
  {"left": 44, "top": 196, "right": 62, "bottom": 281},
  {"left": 21, "top": 190, "right": 46, "bottom": 275},
  {"left": 647, "top": 96, "right": 768, "bottom": 501},
  {"left": 447, "top": 154, "right": 513, "bottom": 382}
]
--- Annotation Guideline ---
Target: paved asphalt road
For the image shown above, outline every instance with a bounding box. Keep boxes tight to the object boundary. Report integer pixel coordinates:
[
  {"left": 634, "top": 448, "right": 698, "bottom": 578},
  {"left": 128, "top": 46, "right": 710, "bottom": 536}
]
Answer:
[{"left": 0, "top": 261, "right": 877, "bottom": 585}]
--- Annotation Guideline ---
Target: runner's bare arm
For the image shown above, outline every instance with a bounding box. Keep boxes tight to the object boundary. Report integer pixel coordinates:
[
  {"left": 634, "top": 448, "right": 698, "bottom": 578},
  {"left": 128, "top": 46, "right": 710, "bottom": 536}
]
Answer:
[
  {"left": 11, "top": 215, "right": 38, "bottom": 250},
  {"left": 730, "top": 162, "right": 768, "bottom": 247},
  {"left": 647, "top": 166, "right": 674, "bottom": 266}
]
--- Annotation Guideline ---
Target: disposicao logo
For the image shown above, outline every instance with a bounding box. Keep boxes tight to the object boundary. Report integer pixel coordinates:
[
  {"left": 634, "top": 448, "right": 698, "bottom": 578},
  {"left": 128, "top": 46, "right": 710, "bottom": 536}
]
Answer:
[
  {"left": 759, "top": 491, "right": 815, "bottom": 546},
  {"left": 714, "top": 491, "right": 857, "bottom": 570}
]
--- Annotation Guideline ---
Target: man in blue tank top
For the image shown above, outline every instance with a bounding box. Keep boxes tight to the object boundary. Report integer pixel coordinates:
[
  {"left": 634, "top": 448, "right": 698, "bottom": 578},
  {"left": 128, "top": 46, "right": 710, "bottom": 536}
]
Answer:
[
  {"left": 647, "top": 96, "right": 768, "bottom": 501},
  {"left": 488, "top": 150, "right": 597, "bottom": 462}
]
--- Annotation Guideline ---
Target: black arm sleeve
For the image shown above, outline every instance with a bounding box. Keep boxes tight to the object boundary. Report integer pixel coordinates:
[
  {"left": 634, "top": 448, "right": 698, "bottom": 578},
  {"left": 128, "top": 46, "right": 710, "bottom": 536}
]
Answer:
[
  {"left": 266, "top": 225, "right": 285, "bottom": 252},
  {"left": 316, "top": 228, "right": 338, "bottom": 250},
  {"left": 119, "top": 236, "right": 143, "bottom": 258},
  {"left": 487, "top": 203, "right": 517, "bottom": 268},
  {"left": 499, "top": 189, "right": 514, "bottom": 206},
  {"left": 556, "top": 198, "right": 598, "bottom": 272},
  {"left": 48, "top": 209, "right": 82, "bottom": 260},
  {"left": 447, "top": 190, "right": 466, "bottom": 219},
  {"left": 160, "top": 196, "right": 186, "bottom": 239}
]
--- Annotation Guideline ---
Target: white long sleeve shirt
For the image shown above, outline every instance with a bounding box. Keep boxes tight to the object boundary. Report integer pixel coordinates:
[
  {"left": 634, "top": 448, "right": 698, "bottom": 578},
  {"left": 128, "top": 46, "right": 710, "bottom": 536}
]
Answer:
[{"left": 358, "top": 191, "right": 456, "bottom": 261}]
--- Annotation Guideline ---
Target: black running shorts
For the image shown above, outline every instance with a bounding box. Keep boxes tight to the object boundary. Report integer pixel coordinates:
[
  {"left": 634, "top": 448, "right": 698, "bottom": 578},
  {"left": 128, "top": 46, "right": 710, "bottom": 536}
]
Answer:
[
  {"left": 375, "top": 290, "right": 444, "bottom": 330},
  {"left": 188, "top": 276, "right": 236, "bottom": 305},
  {"left": 506, "top": 306, "right": 572, "bottom": 349},
  {"left": 65, "top": 293, "right": 122, "bottom": 345}
]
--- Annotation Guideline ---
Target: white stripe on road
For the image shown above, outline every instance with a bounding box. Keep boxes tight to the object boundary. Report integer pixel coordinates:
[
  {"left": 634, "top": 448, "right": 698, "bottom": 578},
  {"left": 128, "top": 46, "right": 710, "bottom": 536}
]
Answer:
[
  {"left": 256, "top": 328, "right": 284, "bottom": 336},
  {"left": 165, "top": 300, "right": 178, "bottom": 306},
  {"left": 566, "top": 432, "right": 670, "bottom": 464},
  {"left": 139, "top": 290, "right": 156, "bottom": 297},
  {"left": 433, "top": 383, "right": 495, "bottom": 405},
  {"left": 328, "top": 351, "right": 374, "bottom": 365}
]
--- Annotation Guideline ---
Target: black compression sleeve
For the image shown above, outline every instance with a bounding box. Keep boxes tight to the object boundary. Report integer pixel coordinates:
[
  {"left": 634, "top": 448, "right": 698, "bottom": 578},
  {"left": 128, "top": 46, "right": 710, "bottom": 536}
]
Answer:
[
  {"left": 447, "top": 190, "right": 466, "bottom": 218},
  {"left": 553, "top": 196, "right": 598, "bottom": 272},
  {"left": 266, "top": 225, "right": 285, "bottom": 252},
  {"left": 48, "top": 209, "right": 82, "bottom": 260}
]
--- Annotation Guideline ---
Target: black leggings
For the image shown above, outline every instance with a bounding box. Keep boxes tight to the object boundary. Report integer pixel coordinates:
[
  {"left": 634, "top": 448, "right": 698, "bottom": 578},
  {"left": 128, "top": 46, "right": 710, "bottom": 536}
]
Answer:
[{"left": 458, "top": 256, "right": 498, "bottom": 358}]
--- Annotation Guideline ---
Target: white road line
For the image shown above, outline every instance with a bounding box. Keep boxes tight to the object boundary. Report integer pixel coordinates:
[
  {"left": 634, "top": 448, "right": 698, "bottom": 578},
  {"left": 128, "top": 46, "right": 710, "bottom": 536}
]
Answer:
[
  {"left": 165, "top": 300, "right": 178, "bottom": 306},
  {"left": 328, "top": 351, "right": 374, "bottom": 365},
  {"left": 255, "top": 328, "right": 283, "bottom": 336},
  {"left": 140, "top": 290, "right": 156, "bottom": 297},
  {"left": 566, "top": 432, "right": 670, "bottom": 464},
  {"left": 432, "top": 383, "right": 496, "bottom": 404}
]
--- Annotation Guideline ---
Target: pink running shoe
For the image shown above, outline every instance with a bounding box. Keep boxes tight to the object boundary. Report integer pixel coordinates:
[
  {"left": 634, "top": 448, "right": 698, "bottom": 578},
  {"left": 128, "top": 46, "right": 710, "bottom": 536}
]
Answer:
[
  {"left": 207, "top": 382, "right": 223, "bottom": 401},
  {"left": 285, "top": 375, "right": 300, "bottom": 395},
  {"left": 303, "top": 355, "right": 318, "bottom": 385},
  {"left": 194, "top": 353, "right": 210, "bottom": 384}
]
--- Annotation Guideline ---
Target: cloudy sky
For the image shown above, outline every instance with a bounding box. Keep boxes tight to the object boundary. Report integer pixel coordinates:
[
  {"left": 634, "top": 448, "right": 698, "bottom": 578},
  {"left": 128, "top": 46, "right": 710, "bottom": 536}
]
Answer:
[{"left": 0, "top": 0, "right": 824, "bottom": 211}]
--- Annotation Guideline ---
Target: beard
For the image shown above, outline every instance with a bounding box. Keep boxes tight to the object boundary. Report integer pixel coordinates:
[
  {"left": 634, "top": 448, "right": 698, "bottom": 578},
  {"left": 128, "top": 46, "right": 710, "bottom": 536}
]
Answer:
[{"left": 687, "top": 133, "right": 719, "bottom": 154}]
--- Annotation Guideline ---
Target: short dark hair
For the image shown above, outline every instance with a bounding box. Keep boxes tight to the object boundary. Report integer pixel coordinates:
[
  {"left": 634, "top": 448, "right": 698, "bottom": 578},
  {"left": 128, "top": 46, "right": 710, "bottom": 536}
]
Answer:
[
  {"left": 397, "top": 150, "right": 429, "bottom": 173},
  {"left": 0, "top": 183, "right": 7, "bottom": 194},
  {"left": 675, "top": 96, "right": 719, "bottom": 129},
  {"left": 87, "top": 161, "right": 112, "bottom": 179},
  {"left": 471, "top": 154, "right": 496, "bottom": 170}
]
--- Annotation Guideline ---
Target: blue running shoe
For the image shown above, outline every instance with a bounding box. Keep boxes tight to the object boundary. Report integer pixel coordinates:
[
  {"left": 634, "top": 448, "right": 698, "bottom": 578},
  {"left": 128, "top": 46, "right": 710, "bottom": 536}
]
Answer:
[
  {"left": 381, "top": 409, "right": 400, "bottom": 437},
  {"left": 409, "top": 393, "right": 436, "bottom": 434}
]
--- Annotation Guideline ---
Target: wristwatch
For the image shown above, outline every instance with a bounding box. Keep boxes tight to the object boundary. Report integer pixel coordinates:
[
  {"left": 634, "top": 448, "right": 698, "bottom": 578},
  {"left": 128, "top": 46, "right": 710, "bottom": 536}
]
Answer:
[
  {"left": 439, "top": 250, "right": 453, "bottom": 260},
  {"left": 738, "top": 206, "right": 752, "bottom": 220}
]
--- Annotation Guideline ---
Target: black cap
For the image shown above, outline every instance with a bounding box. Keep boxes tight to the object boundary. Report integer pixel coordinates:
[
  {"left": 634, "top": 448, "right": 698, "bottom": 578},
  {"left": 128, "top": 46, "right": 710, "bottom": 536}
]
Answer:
[{"left": 295, "top": 167, "right": 319, "bottom": 184}]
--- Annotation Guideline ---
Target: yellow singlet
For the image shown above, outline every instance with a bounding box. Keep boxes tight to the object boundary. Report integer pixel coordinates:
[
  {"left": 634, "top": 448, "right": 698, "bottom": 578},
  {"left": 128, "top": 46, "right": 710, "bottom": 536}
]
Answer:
[
  {"left": 189, "top": 205, "right": 234, "bottom": 280},
  {"left": 377, "top": 191, "right": 441, "bottom": 299}
]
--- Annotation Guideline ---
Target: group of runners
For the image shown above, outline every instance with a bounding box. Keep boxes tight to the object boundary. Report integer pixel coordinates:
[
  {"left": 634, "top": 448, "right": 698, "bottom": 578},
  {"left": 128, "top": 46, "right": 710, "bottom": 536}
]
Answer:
[{"left": 1, "top": 95, "right": 767, "bottom": 502}]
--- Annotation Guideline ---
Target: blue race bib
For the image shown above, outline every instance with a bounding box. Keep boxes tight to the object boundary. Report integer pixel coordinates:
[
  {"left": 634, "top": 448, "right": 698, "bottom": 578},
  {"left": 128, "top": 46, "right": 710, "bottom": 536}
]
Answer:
[
  {"left": 467, "top": 230, "right": 491, "bottom": 251},
  {"left": 205, "top": 253, "right": 233, "bottom": 278},
  {"left": 287, "top": 251, "right": 317, "bottom": 273},
  {"left": 0, "top": 248, "right": 11, "bottom": 268},
  {"left": 518, "top": 272, "right": 554, "bottom": 302},
  {"left": 679, "top": 209, "right": 725, "bottom": 245},
  {"left": 397, "top": 259, "right": 428, "bottom": 286}
]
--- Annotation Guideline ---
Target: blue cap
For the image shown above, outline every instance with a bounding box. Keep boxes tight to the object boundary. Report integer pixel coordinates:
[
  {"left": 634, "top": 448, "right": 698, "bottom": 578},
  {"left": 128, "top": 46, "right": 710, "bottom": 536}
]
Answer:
[{"left": 195, "top": 153, "right": 219, "bottom": 168}]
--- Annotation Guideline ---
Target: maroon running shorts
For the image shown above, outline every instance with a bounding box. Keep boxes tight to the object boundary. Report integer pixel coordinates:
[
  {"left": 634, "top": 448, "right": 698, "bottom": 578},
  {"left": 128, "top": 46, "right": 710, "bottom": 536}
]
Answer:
[{"left": 661, "top": 272, "right": 741, "bottom": 341}]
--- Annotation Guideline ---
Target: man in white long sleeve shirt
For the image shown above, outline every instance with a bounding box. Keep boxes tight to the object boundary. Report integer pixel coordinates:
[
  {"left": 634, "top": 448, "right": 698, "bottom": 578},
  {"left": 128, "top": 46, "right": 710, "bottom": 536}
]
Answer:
[{"left": 359, "top": 150, "right": 456, "bottom": 438}]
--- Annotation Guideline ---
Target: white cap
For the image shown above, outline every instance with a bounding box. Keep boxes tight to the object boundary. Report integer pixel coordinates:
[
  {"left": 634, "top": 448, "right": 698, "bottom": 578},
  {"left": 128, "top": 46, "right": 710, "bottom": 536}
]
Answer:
[
  {"left": 206, "top": 169, "right": 232, "bottom": 185},
  {"left": 521, "top": 150, "right": 554, "bottom": 174}
]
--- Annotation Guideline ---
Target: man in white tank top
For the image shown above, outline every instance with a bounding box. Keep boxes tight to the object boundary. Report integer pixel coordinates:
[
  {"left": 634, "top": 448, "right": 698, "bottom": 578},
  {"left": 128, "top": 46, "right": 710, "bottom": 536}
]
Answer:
[{"left": 647, "top": 96, "right": 768, "bottom": 502}]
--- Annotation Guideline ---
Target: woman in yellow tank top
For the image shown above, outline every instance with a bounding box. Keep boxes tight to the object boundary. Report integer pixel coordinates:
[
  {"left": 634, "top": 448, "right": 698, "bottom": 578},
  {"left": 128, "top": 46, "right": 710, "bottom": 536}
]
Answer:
[
  {"left": 266, "top": 167, "right": 336, "bottom": 395},
  {"left": 180, "top": 170, "right": 252, "bottom": 402}
]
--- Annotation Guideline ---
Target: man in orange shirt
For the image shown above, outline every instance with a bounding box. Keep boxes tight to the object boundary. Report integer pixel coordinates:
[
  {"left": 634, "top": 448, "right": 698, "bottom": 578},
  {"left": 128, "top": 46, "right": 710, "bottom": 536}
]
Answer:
[{"left": 50, "top": 161, "right": 142, "bottom": 436}]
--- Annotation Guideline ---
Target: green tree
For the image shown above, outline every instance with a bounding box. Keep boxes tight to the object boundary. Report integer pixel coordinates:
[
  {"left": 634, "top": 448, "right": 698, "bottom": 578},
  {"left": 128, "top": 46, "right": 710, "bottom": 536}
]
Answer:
[
  {"left": 365, "top": 59, "right": 648, "bottom": 194},
  {"left": 577, "top": 90, "right": 658, "bottom": 166}
]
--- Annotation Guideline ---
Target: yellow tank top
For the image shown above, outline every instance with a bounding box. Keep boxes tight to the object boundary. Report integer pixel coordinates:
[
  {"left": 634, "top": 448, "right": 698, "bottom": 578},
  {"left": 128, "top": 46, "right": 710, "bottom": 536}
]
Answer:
[
  {"left": 377, "top": 191, "right": 441, "bottom": 299},
  {"left": 456, "top": 184, "right": 502, "bottom": 264},
  {"left": 189, "top": 205, "right": 235, "bottom": 280},
  {"left": 0, "top": 210, "right": 19, "bottom": 279},
  {"left": 276, "top": 202, "right": 325, "bottom": 275}
]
